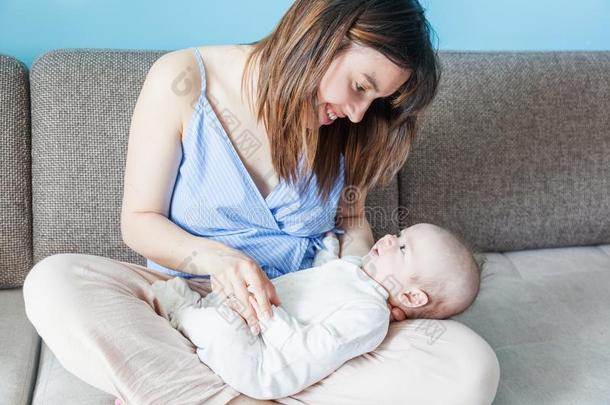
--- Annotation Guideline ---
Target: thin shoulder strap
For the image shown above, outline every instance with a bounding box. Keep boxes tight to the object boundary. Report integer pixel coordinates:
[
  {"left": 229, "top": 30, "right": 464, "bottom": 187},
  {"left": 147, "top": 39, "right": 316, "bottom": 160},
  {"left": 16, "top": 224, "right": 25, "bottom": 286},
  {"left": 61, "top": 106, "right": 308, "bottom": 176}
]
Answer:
[{"left": 191, "top": 47, "right": 207, "bottom": 93}]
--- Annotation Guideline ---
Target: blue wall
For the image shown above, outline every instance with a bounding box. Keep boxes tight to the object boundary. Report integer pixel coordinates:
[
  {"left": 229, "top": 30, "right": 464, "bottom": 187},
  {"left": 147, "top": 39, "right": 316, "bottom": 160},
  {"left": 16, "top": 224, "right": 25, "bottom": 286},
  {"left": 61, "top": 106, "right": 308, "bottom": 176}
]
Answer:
[{"left": 1, "top": 0, "right": 608, "bottom": 68}]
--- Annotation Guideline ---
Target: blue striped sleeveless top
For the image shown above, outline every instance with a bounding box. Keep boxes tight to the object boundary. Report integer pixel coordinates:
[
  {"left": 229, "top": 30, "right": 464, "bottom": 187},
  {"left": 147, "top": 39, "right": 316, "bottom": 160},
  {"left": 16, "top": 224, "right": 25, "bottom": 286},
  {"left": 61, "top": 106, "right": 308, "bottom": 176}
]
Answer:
[{"left": 146, "top": 47, "right": 346, "bottom": 280}]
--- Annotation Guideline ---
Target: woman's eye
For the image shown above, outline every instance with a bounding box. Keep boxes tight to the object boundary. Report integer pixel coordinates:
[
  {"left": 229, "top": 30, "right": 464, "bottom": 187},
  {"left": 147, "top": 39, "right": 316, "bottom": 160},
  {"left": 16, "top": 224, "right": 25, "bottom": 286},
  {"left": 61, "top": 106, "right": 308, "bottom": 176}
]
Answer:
[{"left": 355, "top": 83, "right": 366, "bottom": 93}]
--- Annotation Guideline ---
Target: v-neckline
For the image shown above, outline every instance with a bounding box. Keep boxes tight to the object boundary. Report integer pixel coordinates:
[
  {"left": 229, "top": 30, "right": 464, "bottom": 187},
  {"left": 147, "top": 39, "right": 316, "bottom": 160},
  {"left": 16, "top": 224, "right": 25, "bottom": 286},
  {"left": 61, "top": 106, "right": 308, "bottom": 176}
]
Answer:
[
  {"left": 207, "top": 100, "right": 282, "bottom": 204},
  {"left": 195, "top": 49, "right": 282, "bottom": 205}
]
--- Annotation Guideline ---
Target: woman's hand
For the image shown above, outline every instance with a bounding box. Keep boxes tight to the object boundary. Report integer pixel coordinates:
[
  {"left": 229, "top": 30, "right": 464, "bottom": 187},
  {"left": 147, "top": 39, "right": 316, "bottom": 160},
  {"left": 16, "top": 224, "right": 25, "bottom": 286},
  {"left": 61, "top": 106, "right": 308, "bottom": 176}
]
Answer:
[
  {"left": 387, "top": 301, "right": 408, "bottom": 322},
  {"left": 208, "top": 247, "right": 281, "bottom": 336}
]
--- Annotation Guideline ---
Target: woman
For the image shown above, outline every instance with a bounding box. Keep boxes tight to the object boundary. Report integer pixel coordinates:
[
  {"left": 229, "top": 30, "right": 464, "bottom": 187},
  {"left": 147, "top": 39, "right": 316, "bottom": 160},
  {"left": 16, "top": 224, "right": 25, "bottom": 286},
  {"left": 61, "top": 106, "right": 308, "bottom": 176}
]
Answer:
[{"left": 23, "top": 0, "right": 500, "bottom": 404}]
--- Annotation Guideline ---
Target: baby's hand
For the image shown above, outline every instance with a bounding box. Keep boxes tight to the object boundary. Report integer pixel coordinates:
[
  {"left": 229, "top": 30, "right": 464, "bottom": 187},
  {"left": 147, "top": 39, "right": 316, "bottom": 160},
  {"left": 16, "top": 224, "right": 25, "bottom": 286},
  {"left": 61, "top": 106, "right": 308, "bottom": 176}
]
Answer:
[
  {"left": 322, "top": 231, "right": 340, "bottom": 252},
  {"left": 312, "top": 231, "right": 340, "bottom": 267}
]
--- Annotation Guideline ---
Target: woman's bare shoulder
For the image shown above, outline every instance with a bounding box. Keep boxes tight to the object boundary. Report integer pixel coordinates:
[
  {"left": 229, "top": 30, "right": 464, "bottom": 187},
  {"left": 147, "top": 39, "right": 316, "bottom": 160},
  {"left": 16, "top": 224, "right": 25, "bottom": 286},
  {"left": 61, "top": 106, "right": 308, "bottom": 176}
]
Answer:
[
  {"left": 175, "top": 44, "right": 241, "bottom": 72},
  {"left": 148, "top": 47, "right": 210, "bottom": 135},
  {"left": 158, "top": 45, "right": 249, "bottom": 137},
  {"left": 161, "top": 45, "right": 239, "bottom": 102}
]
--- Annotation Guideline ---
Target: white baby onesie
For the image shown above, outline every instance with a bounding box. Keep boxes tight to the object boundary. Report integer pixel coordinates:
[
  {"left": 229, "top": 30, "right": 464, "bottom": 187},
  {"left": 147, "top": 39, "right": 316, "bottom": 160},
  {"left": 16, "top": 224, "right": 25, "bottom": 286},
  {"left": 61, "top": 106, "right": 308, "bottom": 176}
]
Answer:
[{"left": 151, "top": 236, "right": 390, "bottom": 400}]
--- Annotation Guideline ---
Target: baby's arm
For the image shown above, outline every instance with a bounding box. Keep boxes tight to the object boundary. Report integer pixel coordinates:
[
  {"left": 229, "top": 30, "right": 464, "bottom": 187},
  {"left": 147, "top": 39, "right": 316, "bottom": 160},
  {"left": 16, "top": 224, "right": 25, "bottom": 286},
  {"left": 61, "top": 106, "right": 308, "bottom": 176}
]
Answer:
[
  {"left": 312, "top": 231, "right": 340, "bottom": 267},
  {"left": 312, "top": 231, "right": 365, "bottom": 268}
]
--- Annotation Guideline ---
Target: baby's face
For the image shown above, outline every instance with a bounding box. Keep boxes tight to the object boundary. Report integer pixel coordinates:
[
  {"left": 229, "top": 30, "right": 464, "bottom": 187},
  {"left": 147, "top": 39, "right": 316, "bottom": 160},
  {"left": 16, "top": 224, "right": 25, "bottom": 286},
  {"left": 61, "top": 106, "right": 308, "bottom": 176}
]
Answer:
[{"left": 361, "top": 223, "right": 449, "bottom": 308}]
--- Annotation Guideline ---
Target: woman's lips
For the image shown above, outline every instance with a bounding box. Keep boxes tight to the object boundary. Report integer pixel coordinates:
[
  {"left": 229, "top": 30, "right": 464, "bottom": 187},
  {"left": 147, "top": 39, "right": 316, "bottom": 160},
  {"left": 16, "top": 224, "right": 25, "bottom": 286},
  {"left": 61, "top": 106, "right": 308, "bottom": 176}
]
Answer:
[{"left": 321, "top": 103, "right": 340, "bottom": 125}]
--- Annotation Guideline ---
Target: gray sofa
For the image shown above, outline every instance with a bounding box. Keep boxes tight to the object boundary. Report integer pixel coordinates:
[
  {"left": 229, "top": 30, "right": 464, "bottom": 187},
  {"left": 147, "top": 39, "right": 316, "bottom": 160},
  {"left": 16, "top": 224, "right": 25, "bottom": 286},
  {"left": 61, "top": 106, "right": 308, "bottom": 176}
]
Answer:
[{"left": 1, "top": 48, "right": 609, "bottom": 404}]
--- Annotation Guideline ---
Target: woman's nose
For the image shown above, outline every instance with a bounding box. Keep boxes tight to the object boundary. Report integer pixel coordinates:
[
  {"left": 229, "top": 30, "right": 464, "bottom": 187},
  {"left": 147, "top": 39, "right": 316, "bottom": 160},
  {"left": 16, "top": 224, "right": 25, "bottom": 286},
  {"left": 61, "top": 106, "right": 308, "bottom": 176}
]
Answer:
[{"left": 347, "top": 99, "right": 371, "bottom": 123}]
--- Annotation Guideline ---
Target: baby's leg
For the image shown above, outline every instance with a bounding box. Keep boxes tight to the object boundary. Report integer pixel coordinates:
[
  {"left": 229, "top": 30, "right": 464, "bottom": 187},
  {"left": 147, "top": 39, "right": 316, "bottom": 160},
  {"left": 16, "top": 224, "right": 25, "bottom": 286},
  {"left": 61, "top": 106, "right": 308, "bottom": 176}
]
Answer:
[
  {"left": 151, "top": 277, "right": 253, "bottom": 344},
  {"left": 174, "top": 294, "right": 258, "bottom": 350},
  {"left": 151, "top": 277, "right": 203, "bottom": 328},
  {"left": 152, "top": 277, "right": 304, "bottom": 399}
]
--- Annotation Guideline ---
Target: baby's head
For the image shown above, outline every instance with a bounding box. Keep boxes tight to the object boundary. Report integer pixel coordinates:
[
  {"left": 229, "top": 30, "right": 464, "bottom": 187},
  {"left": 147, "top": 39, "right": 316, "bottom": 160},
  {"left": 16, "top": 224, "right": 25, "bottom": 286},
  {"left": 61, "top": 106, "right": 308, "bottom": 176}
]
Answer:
[{"left": 361, "top": 223, "right": 481, "bottom": 319}]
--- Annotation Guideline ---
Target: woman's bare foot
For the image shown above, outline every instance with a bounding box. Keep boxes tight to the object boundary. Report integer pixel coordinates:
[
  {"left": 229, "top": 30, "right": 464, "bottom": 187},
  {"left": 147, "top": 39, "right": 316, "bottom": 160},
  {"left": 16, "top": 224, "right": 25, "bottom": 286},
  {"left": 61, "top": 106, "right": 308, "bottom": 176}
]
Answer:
[{"left": 227, "top": 394, "right": 278, "bottom": 404}]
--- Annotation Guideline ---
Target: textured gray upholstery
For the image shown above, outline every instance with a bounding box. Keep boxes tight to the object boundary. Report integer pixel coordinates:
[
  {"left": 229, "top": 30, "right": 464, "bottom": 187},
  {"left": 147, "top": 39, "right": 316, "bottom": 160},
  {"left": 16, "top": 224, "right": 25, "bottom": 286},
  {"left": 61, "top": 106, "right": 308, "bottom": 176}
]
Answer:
[
  {"left": 31, "top": 342, "right": 114, "bottom": 404},
  {"left": 1, "top": 48, "right": 609, "bottom": 404},
  {"left": 29, "top": 49, "right": 166, "bottom": 268},
  {"left": 365, "top": 177, "right": 401, "bottom": 240},
  {"left": 0, "top": 288, "right": 39, "bottom": 405},
  {"left": 399, "top": 52, "right": 610, "bottom": 253},
  {"left": 453, "top": 244, "right": 610, "bottom": 404},
  {"left": 0, "top": 54, "right": 32, "bottom": 288}
]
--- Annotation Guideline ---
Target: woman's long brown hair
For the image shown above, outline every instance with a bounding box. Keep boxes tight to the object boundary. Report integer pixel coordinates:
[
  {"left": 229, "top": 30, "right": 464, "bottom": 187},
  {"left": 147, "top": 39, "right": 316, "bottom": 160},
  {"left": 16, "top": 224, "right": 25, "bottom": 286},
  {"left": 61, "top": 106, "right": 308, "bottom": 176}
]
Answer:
[{"left": 240, "top": 0, "right": 442, "bottom": 205}]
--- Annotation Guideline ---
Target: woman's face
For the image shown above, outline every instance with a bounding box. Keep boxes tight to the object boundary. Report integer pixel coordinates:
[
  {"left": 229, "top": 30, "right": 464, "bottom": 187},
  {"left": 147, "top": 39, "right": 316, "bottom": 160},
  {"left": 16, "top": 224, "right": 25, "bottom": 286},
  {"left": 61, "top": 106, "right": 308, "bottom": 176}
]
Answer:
[{"left": 317, "top": 43, "right": 412, "bottom": 127}]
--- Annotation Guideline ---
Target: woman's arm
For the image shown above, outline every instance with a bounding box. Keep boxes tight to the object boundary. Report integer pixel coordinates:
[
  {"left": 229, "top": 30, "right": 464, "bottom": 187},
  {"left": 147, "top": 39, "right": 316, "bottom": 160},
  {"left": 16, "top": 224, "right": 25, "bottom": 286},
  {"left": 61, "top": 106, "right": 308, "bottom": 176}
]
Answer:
[
  {"left": 334, "top": 185, "right": 375, "bottom": 258},
  {"left": 334, "top": 186, "right": 408, "bottom": 322},
  {"left": 120, "top": 50, "right": 235, "bottom": 276},
  {"left": 336, "top": 214, "right": 375, "bottom": 258}
]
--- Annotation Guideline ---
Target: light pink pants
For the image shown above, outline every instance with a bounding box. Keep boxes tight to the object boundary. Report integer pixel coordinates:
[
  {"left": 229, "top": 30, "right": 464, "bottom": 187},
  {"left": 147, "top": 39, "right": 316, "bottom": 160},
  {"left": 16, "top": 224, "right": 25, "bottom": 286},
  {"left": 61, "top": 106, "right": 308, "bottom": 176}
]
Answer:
[{"left": 23, "top": 253, "right": 500, "bottom": 405}]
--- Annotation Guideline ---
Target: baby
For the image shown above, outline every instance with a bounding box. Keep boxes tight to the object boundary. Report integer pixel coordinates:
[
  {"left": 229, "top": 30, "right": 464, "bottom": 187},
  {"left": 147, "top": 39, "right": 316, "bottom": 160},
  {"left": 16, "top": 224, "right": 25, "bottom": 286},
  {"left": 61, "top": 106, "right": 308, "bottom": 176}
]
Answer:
[{"left": 151, "top": 222, "right": 481, "bottom": 400}]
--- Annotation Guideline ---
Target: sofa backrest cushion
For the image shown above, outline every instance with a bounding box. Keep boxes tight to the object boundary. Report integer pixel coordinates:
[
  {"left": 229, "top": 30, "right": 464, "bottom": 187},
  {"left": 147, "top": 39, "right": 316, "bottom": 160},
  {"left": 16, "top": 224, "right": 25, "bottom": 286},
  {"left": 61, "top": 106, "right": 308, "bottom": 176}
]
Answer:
[
  {"left": 0, "top": 55, "right": 32, "bottom": 289},
  {"left": 30, "top": 49, "right": 165, "bottom": 267},
  {"left": 399, "top": 51, "right": 610, "bottom": 252}
]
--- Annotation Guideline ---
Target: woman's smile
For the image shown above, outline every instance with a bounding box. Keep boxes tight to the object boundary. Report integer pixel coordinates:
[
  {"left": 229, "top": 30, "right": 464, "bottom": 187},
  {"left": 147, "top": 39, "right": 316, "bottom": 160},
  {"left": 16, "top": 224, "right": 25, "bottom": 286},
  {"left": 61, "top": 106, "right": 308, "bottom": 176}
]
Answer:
[{"left": 320, "top": 103, "right": 341, "bottom": 125}]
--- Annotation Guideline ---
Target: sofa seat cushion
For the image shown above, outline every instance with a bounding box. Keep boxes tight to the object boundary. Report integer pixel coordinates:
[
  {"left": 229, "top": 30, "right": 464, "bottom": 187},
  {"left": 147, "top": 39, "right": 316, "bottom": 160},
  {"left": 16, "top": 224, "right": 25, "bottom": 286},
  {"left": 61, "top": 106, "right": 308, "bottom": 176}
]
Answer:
[
  {"left": 453, "top": 244, "right": 610, "bottom": 404},
  {"left": 32, "top": 341, "right": 115, "bottom": 405},
  {"left": 0, "top": 288, "right": 39, "bottom": 405}
]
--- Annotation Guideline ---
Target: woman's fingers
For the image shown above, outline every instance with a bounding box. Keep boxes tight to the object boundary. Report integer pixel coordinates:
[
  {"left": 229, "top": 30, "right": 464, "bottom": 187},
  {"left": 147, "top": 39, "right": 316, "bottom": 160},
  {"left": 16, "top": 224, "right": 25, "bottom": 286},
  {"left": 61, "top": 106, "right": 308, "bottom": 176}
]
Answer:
[
  {"left": 249, "top": 295, "right": 264, "bottom": 321},
  {"left": 245, "top": 276, "right": 273, "bottom": 321},
  {"left": 266, "top": 283, "right": 281, "bottom": 307},
  {"left": 228, "top": 273, "right": 260, "bottom": 335},
  {"left": 387, "top": 302, "right": 408, "bottom": 322},
  {"left": 211, "top": 259, "right": 281, "bottom": 335},
  {"left": 391, "top": 307, "right": 407, "bottom": 321}
]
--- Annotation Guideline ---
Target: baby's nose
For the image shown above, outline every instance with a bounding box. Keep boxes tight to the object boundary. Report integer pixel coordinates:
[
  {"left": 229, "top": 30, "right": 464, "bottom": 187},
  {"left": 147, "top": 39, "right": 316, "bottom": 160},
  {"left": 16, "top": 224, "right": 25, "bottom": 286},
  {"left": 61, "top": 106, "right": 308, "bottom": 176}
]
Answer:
[{"left": 380, "top": 235, "right": 395, "bottom": 249}]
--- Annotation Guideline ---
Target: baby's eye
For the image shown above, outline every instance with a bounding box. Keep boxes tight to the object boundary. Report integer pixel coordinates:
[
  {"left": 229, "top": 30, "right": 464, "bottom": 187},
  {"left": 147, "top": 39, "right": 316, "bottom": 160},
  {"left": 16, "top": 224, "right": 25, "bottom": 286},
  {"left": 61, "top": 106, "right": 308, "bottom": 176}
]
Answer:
[{"left": 400, "top": 244, "right": 406, "bottom": 253}]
